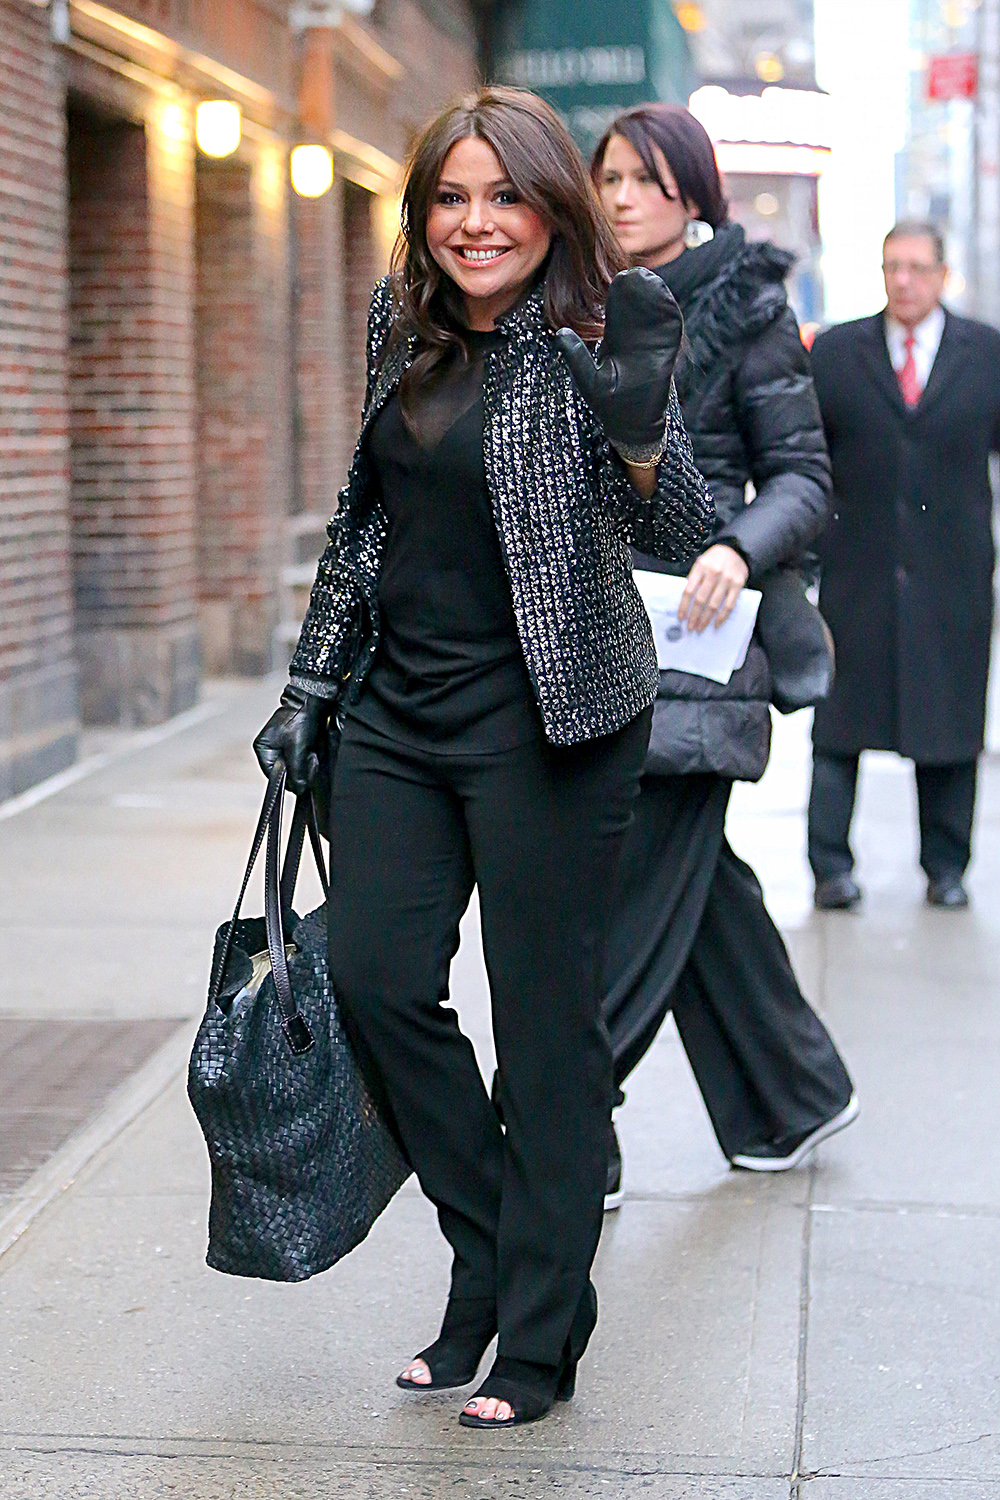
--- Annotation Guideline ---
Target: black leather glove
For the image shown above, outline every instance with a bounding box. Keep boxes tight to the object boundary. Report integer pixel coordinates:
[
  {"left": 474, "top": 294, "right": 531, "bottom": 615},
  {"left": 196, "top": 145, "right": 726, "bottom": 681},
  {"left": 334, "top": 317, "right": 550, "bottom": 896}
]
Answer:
[
  {"left": 555, "top": 266, "right": 684, "bottom": 465},
  {"left": 252, "top": 684, "right": 332, "bottom": 794}
]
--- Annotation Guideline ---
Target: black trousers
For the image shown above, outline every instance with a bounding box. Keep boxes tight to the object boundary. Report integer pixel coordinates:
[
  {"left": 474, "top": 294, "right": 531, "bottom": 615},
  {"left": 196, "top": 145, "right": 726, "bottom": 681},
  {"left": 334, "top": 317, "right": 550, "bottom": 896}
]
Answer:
[
  {"left": 603, "top": 774, "right": 853, "bottom": 1159},
  {"left": 808, "top": 751, "right": 977, "bottom": 882},
  {"left": 327, "top": 708, "right": 650, "bottom": 1367}
]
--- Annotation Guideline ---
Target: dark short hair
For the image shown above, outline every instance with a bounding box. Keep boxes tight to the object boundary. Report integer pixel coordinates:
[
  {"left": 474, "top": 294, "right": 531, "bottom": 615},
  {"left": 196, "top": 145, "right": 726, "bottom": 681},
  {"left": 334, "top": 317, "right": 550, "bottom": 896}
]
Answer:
[
  {"left": 589, "top": 104, "right": 728, "bottom": 228},
  {"left": 884, "top": 220, "right": 945, "bottom": 264}
]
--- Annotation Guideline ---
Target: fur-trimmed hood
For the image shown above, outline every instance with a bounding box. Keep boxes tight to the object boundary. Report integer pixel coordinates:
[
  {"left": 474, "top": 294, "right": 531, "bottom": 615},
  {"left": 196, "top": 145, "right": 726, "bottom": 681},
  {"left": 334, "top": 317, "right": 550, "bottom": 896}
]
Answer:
[{"left": 655, "top": 224, "right": 793, "bottom": 406}]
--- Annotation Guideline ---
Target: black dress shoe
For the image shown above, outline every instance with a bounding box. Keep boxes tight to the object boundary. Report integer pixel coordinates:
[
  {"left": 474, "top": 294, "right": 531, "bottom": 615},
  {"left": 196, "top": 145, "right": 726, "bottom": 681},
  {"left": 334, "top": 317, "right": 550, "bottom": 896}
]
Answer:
[
  {"left": 926, "top": 877, "right": 969, "bottom": 909},
  {"left": 814, "top": 873, "right": 862, "bottom": 911},
  {"left": 604, "top": 1122, "right": 623, "bottom": 1212}
]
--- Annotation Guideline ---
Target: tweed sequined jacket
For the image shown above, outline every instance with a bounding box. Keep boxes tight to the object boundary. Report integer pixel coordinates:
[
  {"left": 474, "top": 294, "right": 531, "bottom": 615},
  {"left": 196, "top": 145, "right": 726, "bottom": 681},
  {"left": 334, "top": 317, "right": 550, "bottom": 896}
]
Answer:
[{"left": 289, "top": 275, "right": 715, "bottom": 747}]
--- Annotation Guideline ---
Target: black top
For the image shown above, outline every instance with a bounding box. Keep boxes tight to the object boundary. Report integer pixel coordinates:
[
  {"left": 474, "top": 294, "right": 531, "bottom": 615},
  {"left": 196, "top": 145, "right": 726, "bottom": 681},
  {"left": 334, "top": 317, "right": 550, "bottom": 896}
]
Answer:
[
  {"left": 288, "top": 274, "right": 714, "bottom": 747},
  {"left": 347, "top": 327, "right": 541, "bottom": 752}
]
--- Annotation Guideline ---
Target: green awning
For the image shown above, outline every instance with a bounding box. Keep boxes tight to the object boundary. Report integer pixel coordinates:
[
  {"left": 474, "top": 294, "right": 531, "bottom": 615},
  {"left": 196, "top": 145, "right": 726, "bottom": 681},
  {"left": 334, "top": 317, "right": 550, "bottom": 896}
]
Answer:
[{"left": 493, "top": 0, "right": 695, "bottom": 155}]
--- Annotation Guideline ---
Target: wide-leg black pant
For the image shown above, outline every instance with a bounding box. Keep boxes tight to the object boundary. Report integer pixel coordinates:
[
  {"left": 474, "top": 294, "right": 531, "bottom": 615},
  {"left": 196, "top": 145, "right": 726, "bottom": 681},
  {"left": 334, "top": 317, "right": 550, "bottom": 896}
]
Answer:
[
  {"left": 327, "top": 708, "right": 650, "bottom": 1367},
  {"left": 808, "top": 750, "right": 977, "bottom": 882},
  {"left": 603, "top": 773, "right": 853, "bottom": 1159}
]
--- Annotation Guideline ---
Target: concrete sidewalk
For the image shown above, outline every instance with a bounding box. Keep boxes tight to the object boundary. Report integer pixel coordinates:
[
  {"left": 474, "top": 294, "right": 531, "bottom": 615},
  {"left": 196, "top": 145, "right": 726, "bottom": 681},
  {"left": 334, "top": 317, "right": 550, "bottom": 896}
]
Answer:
[{"left": 1, "top": 684, "right": 999, "bottom": 1498}]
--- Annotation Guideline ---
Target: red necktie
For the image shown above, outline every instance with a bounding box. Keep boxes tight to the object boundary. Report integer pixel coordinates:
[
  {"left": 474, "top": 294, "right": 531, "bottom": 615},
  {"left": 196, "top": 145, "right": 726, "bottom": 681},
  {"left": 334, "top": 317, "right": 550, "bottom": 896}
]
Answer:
[{"left": 897, "top": 333, "right": 921, "bottom": 407}]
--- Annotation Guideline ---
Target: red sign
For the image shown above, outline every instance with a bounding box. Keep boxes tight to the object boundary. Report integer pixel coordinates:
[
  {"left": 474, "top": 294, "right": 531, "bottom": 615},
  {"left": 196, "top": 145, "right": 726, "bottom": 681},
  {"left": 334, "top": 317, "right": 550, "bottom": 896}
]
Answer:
[{"left": 927, "top": 53, "right": 978, "bottom": 101}]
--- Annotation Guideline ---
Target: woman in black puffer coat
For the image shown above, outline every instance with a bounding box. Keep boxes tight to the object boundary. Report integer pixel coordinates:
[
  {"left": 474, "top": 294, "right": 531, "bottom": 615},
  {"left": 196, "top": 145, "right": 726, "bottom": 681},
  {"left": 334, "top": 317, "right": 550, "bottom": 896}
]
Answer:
[{"left": 592, "top": 105, "right": 857, "bottom": 1190}]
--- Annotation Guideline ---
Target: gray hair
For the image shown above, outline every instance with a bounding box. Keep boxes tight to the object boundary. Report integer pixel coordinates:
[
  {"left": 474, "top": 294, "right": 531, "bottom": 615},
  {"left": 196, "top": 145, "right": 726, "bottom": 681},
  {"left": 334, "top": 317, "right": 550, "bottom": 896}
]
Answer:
[{"left": 884, "top": 220, "right": 945, "bottom": 264}]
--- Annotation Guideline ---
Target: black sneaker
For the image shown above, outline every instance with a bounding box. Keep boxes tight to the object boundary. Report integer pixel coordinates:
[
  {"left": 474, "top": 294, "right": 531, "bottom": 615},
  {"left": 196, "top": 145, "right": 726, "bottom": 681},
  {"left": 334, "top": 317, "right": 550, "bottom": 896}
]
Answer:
[
  {"left": 730, "top": 1094, "right": 859, "bottom": 1172},
  {"left": 604, "top": 1122, "right": 623, "bottom": 1211}
]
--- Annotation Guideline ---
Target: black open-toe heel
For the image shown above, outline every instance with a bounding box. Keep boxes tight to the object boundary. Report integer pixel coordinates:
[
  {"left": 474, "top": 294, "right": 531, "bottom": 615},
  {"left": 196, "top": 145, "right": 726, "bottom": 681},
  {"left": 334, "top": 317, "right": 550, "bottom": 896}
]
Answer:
[
  {"left": 458, "top": 1281, "right": 597, "bottom": 1427},
  {"left": 396, "top": 1296, "right": 496, "bottom": 1391},
  {"left": 458, "top": 1354, "right": 566, "bottom": 1426}
]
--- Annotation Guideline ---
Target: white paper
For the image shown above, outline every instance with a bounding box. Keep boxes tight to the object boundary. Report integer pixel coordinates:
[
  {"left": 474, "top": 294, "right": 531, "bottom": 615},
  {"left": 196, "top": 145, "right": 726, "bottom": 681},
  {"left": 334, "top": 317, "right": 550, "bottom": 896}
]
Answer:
[{"left": 632, "top": 569, "right": 762, "bottom": 685}]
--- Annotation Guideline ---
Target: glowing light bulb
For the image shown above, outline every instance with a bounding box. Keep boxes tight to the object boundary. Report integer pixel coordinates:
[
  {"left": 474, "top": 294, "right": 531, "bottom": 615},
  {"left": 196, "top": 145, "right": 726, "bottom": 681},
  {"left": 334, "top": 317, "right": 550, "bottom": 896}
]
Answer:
[
  {"left": 196, "top": 101, "right": 241, "bottom": 158},
  {"left": 674, "top": 2, "right": 705, "bottom": 31},
  {"left": 755, "top": 51, "right": 785, "bottom": 84},
  {"left": 159, "top": 103, "right": 186, "bottom": 143},
  {"left": 290, "top": 144, "right": 334, "bottom": 198}
]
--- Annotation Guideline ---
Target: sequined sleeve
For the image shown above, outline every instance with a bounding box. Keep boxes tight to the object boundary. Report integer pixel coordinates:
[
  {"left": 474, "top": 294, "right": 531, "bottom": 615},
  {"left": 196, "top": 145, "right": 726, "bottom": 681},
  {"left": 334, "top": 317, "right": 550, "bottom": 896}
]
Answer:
[
  {"left": 287, "top": 506, "right": 362, "bottom": 699},
  {"left": 595, "top": 383, "right": 716, "bottom": 561}
]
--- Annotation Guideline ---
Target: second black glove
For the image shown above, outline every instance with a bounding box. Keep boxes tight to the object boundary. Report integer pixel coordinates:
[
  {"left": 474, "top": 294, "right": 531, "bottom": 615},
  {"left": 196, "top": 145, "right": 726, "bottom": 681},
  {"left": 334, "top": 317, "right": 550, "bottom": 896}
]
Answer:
[{"left": 252, "top": 684, "right": 332, "bottom": 795}]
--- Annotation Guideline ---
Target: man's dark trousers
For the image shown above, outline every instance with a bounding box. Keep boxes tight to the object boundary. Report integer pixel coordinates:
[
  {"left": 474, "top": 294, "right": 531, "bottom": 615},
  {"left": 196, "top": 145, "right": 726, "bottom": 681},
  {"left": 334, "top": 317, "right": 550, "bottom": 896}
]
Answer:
[{"left": 808, "top": 751, "right": 977, "bottom": 882}]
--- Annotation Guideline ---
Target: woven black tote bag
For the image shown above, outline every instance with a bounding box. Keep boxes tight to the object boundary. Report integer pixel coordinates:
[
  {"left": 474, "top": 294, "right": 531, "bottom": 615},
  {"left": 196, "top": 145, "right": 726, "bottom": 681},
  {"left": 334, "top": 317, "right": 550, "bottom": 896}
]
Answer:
[{"left": 188, "top": 761, "right": 410, "bottom": 1282}]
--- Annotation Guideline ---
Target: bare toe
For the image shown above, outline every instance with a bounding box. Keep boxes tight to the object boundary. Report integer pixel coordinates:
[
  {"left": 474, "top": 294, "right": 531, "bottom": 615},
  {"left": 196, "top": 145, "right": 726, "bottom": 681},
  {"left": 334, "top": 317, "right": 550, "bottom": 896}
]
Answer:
[
  {"left": 463, "top": 1396, "right": 512, "bottom": 1422},
  {"left": 401, "top": 1358, "right": 431, "bottom": 1385}
]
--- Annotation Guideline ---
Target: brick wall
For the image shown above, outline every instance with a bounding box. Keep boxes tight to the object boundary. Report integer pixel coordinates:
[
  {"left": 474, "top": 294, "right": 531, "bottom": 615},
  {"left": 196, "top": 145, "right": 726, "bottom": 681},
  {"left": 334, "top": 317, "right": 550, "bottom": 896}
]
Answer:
[
  {"left": 343, "top": 181, "right": 382, "bottom": 443},
  {"left": 378, "top": 0, "right": 480, "bottom": 142},
  {"left": 68, "top": 100, "right": 199, "bottom": 724},
  {"left": 195, "top": 141, "right": 291, "bottom": 674},
  {"left": 0, "top": 1, "right": 77, "bottom": 799},
  {"left": 0, "top": 0, "right": 482, "bottom": 797},
  {"left": 293, "top": 180, "right": 351, "bottom": 519},
  {"left": 277, "top": 178, "right": 384, "bottom": 661}
]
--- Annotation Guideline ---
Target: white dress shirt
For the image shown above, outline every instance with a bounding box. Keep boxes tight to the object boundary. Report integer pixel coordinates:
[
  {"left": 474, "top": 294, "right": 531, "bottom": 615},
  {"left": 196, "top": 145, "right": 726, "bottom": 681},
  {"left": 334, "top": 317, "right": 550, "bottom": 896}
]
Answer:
[{"left": 884, "top": 304, "right": 946, "bottom": 395}]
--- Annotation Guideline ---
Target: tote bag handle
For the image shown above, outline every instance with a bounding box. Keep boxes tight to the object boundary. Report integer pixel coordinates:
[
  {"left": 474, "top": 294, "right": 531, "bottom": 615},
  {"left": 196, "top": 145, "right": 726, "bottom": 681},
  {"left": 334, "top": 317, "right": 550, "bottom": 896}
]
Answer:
[
  {"left": 208, "top": 760, "right": 328, "bottom": 1045},
  {"left": 263, "top": 762, "right": 328, "bottom": 1054}
]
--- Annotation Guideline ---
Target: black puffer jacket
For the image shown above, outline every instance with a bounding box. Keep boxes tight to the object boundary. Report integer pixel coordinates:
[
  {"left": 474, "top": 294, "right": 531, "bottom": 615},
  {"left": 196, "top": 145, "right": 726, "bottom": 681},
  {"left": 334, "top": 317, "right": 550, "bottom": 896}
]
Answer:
[{"left": 636, "top": 223, "right": 832, "bottom": 780}]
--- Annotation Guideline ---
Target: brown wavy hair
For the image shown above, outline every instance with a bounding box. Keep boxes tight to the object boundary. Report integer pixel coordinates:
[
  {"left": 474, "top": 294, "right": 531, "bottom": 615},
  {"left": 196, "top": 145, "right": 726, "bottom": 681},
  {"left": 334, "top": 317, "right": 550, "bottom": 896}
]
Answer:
[{"left": 389, "top": 86, "right": 624, "bottom": 422}]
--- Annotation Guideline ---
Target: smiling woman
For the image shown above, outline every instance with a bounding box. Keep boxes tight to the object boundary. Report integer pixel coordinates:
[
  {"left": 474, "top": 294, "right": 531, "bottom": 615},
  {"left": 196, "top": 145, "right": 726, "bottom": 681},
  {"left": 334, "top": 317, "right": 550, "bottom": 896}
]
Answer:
[
  {"left": 390, "top": 87, "right": 621, "bottom": 436},
  {"left": 252, "top": 85, "right": 714, "bottom": 1434},
  {"left": 424, "top": 138, "right": 553, "bottom": 328}
]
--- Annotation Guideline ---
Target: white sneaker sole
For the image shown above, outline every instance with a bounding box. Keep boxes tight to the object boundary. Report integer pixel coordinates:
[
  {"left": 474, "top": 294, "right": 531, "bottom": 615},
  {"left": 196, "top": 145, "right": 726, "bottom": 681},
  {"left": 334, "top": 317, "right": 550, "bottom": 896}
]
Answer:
[
  {"left": 603, "top": 1186, "right": 624, "bottom": 1212},
  {"left": 730, "top": 1094, "right": 860, "bottom": 1172}
]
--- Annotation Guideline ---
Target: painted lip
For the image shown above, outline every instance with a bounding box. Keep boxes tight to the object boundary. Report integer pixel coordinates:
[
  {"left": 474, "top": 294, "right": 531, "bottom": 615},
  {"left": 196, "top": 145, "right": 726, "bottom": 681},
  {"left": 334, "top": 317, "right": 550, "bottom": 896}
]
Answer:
[{"left": 447, "top": 244, "right": 514, "bottom": 264}]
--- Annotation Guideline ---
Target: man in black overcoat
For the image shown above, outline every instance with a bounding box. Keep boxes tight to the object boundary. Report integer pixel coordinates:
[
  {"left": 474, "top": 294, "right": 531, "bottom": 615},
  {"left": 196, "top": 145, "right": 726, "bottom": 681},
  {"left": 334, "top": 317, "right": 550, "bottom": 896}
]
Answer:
[{"left": 809, "top": 220, "right": 1000, "bottom": 910}]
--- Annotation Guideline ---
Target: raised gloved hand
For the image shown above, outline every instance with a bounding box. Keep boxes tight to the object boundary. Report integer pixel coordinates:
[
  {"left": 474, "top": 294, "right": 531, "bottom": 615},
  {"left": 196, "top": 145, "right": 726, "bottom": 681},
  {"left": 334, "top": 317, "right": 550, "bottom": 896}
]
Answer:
[
  {"left": 252, "top": 685, "right": 332, "bottom": 794},
  {"left": 555, "top": 266, "right": 684, "bottom": 465}
]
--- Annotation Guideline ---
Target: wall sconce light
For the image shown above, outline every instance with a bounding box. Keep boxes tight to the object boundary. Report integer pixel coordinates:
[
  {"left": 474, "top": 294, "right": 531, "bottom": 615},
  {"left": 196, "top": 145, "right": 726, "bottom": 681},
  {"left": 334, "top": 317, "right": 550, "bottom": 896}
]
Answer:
[
  {"left": 196, "top": 101, "right": 241, "bottom": 158},
  {"left": 291, "top": 144, "right": 334, "bottom": 198}
]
